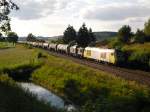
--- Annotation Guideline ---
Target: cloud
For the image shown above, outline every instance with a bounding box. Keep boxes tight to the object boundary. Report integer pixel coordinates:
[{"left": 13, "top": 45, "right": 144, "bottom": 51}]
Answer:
[
  {"left": 82, "top": 4, "right": 150, "bottom": 21},
  {"left": 10, "top": 0, "right": 150, "bottom": 36},
  {"left": 11, "top": 0, "right": 71, "bottom": 20}
]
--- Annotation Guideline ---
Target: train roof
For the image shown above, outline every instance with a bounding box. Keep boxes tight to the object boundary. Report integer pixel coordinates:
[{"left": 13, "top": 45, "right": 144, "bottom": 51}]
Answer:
[{"left": 85, "top": 47, "right": 115, "bottom": 52}]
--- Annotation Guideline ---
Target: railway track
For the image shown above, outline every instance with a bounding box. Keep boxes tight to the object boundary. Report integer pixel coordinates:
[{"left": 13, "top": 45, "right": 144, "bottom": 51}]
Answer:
[{"left": 43, "top": 49, "right": 150, "bottom": 87}]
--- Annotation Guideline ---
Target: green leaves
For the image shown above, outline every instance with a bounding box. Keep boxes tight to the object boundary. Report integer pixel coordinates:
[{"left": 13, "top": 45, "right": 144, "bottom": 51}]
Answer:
[{"left": 0, "top": 0, "right": 19, "bottom": 33}]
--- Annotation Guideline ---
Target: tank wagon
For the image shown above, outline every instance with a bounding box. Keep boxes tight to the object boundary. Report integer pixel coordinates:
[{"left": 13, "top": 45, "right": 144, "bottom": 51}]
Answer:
[
  {"left": 57, "top": 44, "right": 69, "bottom": 54},
  {"left": 49, "top": 43, "right": 57, "bottom": 51}
]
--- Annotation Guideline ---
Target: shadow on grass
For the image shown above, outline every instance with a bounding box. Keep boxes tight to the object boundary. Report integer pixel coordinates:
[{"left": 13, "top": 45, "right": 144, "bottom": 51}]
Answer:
[{"left": 3, "top": 64, "right": 41, "bottom": 82}]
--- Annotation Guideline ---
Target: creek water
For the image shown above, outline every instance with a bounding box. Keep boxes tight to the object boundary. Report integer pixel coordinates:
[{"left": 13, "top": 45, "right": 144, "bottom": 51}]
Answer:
[{"left": 19, "top": 82, "right": 76, "bottom": 111}]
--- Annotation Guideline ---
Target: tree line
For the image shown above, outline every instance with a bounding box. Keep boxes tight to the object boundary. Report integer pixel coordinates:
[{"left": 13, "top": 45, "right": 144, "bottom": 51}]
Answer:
[
  {"left": 26, "top": 33, "right": 45, "bottom": 42},
  {"left": 118, "top": 19, "right": 150, "bottom": 44},
  {"left": 62, "top": 23, "right": 96, "bottom": 47}
]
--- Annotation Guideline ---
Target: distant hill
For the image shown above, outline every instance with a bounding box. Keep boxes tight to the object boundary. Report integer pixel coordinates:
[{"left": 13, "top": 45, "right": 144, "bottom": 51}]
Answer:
[
  {"left": 18, "top": 32, "right": 117, "bottom": 42},
  {"left": 94, "top": 31, "right": 117, "bottom": 41}
]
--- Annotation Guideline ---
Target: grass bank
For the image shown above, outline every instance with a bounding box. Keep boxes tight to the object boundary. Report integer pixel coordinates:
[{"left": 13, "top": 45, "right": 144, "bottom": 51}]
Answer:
[
  {"left": 122, "top": 43, "right": 150, "bottom": 70},
  {"left": 0, "top": 44, "right": 150, "bottom": 112}
]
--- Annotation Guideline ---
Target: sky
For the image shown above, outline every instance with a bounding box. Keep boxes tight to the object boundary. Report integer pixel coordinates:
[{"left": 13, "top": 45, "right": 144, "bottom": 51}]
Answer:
[{"left": 10, "top": 0, "right": 150, "bottom": 37}]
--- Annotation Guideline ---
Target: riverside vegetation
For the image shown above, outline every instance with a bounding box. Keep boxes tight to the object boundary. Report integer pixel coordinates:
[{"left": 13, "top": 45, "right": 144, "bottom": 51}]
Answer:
[
  {"left": 0, "top": 43, "right": 150, "bottom": 112},
  {"left": 0, "top": 44, "right": 64, "bottom": 112}
]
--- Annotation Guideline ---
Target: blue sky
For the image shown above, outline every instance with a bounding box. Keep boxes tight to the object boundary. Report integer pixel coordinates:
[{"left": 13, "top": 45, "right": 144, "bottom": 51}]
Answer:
[{"left": 10, "top": 0, "right": 150, "bottom": 37}]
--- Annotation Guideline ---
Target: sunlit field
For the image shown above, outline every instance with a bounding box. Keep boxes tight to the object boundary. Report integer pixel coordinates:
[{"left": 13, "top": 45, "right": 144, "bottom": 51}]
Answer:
[
  {"left": 0, "top": 42, "right": 14, "bottom": 49},
  {"left": 0, "top": 44, "right": 150, "bottom": 112}
]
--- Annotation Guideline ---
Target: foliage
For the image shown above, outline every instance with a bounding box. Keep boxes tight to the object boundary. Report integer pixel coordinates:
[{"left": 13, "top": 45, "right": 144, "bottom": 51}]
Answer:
[
  {"left": 7, "top": 31, "right": 18, "bottom": 43},
  {"left": 89, "top": 28, "right": 96, "bottom": 42},
  {"left": 107, "top": 37, "right": 124, "bottom": 49},
  {"left": 122, "top": 43, "right": 150, "bottom": 70},
  {"left": 144, "top": 19, "right": 150, "bottom": 41},
  {"left": 26, "top": 33, "right": 37, "bottom": 42},
  {"left": 134, "top": 29, "right": 145, "bottom": 43},
  {"left": 62, "top": 23, "right": 96, "bottom": 47},
  {"left": 77, "top": 23, "right": 96, "bottom": 47},
  {"left": 63, "top": 25, "right": 77, "bottom": 44},
  {"left": 0, "top": 0, "right": 19, "bottom": 33},
  {"left": 118, "top": 25, "right": 132, "bottom": 43},
  {"left": 51, "top": 38, "right": 64, "bottom": 44}
]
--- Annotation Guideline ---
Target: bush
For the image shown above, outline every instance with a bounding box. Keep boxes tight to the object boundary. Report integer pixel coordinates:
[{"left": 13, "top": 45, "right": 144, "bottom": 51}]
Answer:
[
  {"left": 37, "top": 52, "right": 47, "bottom": 59},
  {"left": 122, "top": 43, "right": 150, "bottom": 71}
]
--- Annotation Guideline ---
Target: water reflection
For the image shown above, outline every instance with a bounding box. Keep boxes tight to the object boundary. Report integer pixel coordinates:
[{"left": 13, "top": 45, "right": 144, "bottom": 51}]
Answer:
[{"left": 19, "top": 83, "right": 69, "bottom": 109}]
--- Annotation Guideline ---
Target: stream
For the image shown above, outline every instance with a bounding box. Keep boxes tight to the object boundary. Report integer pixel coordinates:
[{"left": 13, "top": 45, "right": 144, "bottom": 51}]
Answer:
[{"left": 19, "top": 82, "right": 76, "bottom": 111}]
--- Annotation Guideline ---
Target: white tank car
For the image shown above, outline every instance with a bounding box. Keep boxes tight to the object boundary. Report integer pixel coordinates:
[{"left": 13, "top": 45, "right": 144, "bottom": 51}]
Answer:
[
  {"left": 38, "top": 42, "right": 43, "bottom": 47},
  {"left": 43, "top": 43, "right": 49, "bottom": 48},
  {"left": 69, "top": 45, "right": 77, "bottom": 56},
  {"left": 77, "top": 47, "right": 84, "bottom": 57},
  {"left": 84, "top": 47, "right": 116, "bottom": 64},
  {"left": 57, "top": 44, "right": 69, "bottom": 53},
  {"left": 32, "top": 42, "right": 37, "bottom": 46},
  {"left": 49, "top": 43, "right": 58, "bottom": 51}
]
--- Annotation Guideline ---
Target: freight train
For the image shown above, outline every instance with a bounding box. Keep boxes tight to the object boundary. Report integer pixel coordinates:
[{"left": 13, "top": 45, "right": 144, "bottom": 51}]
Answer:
[{"left": 26, "top": 42, "right": 124, "bottom": 65}]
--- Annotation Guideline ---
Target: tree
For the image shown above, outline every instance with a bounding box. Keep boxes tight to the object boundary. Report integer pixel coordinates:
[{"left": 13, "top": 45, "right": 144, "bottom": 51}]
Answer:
[
  {"left": 118, "top": 25, "right": 132, "bottom": 43},
  {"left": 63, "top": 25, "right": 76, "bottom": 44},
  {"left": 0, "top": 0, "right": 19, "bottom": 33},
  {"left": 77, "top": 23, "right": 91, "bottom": 47},
  {"left": 26, "top": 33, "right": 37, "bottom": 42},
  {"left": 134, "top": 29, "right": 145, "bottom": 44},
  {"left": 7, "top": 32, "right": 18, "bottom": 43},
  {"left": 0, "top": 32, "right": 4, "bottom": 41},
  {"left": 0, "top": 32, "right": 2, "bottom": 37},
  {"left": 144, "top": 19, "right": 150, "bottom": 41},
  {"left": 88, "top": 28, "right": 96, "bottom": 46}
]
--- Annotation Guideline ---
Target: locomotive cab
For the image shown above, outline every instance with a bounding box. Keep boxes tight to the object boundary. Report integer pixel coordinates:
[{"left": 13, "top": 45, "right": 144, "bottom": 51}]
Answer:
[{"left": 115, "top": 50, "right": 125, "bottom": 65}]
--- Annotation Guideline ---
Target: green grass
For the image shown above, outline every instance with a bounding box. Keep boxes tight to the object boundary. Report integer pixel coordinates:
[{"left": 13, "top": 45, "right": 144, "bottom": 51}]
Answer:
[
  {"left": 0, "top": 44, "right": 150, "bottom": 112},
  {"left": 0, "top": 42, "right": 14, "bottom": 49},
  {"left": 122, "top": 42, "right": 150, "bottom": 52},
  {"left": 0, "top": 44, "right": 40, "bottom": 72}
]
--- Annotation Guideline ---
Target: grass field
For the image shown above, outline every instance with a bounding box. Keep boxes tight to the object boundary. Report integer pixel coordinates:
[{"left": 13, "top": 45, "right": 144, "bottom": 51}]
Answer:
[
  {"left": 0, "top": 44, "right": 150, "bottom": 112},
  {"left": 0, "top": 42, "right": 14, "bottom": 49}
]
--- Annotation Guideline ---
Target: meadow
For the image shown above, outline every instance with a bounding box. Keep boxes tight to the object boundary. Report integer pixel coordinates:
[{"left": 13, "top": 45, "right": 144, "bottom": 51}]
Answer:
[
  {"left": 0, "top": 42, "right": 14, "bottom": 49},
  {"left": 0, "top": 44, "right": 150, "bottom": 112}
]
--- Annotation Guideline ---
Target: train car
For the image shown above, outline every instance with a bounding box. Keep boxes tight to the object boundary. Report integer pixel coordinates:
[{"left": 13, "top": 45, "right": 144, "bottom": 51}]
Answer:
[
  {"left": 77, "top": 47, "right": 84, "bottom": 58},
  {"left": 43, "top": 42, "right": 49, "bottom": 49},
  {"left": 84, "top": 47, "right": 116, "bottom": 64},
  {"left": 57, "top": 44, "right": 69, "bottom": 54},
  {"left": 69, "top": 45, "right": 77, "bottom": 56},
  {"left": 32, "top": 42, "right": 37, "bottom": 47},
  {"left": 48, "top": 43, "right": 58, "bottom": 51},
  {"left": 38, "top": 42, "right": 43, "bottom": 48}
]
